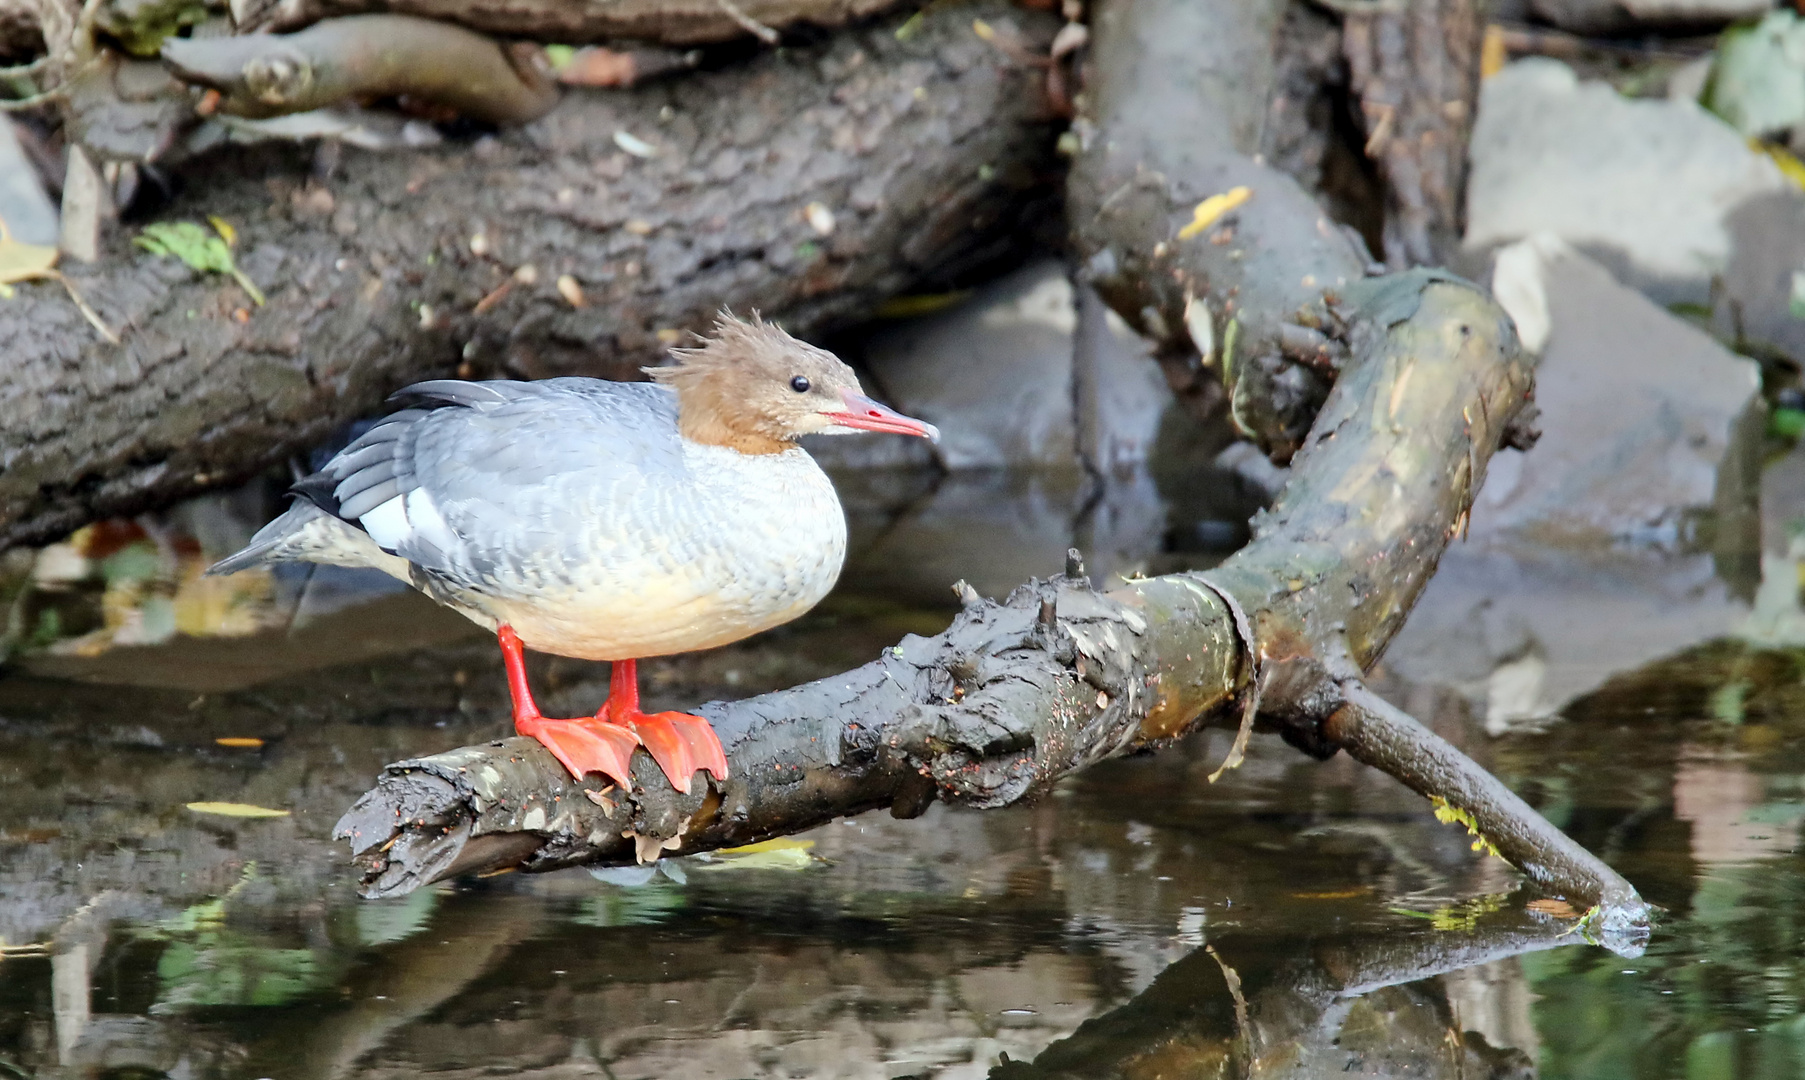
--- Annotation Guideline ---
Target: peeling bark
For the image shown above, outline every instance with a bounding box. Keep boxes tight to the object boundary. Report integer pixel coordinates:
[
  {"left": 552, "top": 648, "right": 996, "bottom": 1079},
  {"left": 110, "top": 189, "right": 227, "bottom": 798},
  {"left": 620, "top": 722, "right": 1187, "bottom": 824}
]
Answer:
[{"left": 0, "top": 0, "right": 1061, "bottom": 548}]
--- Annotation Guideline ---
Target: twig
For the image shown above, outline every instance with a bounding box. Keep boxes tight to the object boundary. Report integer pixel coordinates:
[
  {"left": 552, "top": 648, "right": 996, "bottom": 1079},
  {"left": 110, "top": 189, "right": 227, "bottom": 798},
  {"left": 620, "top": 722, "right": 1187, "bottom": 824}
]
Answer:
[
  {"left": 0, "top": 57, "right": 48, "bottom": 78},
  {"left": 1325, "top": 682, "right": 1648, "bottom": 922},
  {"left": 0, "top": 88, "right": 66, "bottom": 111},
  {"left": 715, "top": 0, "right": 782, "bottom": 44},
  {"left": 46, "top": 270, "right": 121, "bottom": 345}
]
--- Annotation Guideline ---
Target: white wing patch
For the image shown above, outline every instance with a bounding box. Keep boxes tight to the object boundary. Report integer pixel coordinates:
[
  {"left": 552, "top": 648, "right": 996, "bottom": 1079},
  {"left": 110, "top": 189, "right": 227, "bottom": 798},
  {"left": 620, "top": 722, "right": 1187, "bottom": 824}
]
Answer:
[
  {"left": 359, "top": 496, "right": 410, "bottom": 553},
  {"left": 358, "top": 488, "right": 462, "bottom": 559},
  {"left": 404, "top": 487, "right": 461, "bottom": 555}
]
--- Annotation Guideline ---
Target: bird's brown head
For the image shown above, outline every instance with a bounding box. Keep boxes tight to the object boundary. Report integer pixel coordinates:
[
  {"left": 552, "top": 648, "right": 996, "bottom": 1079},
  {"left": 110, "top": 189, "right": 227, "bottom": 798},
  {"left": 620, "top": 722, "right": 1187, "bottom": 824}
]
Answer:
[{"left": 647, "top": 312, "right": 938, "bottom": 455}]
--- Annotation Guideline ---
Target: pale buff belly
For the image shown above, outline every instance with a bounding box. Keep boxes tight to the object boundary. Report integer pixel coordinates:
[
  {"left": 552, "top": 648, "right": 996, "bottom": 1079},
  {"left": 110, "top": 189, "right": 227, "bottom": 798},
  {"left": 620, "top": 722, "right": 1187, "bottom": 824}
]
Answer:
[{"left": 477, "top": 575, "right": 831, "bottom": 660}]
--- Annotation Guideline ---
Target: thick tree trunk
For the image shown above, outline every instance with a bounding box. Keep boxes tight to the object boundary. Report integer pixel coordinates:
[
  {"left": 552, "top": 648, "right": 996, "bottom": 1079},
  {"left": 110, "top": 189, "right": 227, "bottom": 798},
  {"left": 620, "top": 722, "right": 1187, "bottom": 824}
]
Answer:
[{"left": 0, "top": 0, "right": 1060, "bottom": 549}]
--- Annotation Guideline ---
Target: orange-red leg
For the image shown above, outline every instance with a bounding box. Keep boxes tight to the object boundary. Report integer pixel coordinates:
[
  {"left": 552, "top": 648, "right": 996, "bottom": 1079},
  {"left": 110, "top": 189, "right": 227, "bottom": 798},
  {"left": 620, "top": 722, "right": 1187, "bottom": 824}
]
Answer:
[
  {"left": 500, "top": 625, "right": 639, "bottom": 788},
  {"left": 497, "top": 626, "right": 728, "bottom": 794},
  {"left": 600, "top": 658, "right": 730, "bottom": 795}
]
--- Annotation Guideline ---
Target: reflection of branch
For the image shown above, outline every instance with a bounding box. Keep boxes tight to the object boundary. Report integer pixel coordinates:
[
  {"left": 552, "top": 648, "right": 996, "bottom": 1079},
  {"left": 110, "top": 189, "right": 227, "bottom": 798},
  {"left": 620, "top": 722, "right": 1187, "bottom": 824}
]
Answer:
[
  {"left": 339, "top": 0, "right": 1649, "bottom": 937},
  {"left": 239, "top": 894, "right": 544, "bottom": 1080},
  {"left": 994, "top": 920, "right": 1573, "bottom": 1079}
]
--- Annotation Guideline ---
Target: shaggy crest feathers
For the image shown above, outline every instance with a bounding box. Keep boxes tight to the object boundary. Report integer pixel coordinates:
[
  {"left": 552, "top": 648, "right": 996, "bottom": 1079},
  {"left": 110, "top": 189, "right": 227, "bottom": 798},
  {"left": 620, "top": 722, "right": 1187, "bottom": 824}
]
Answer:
[{"left": 644, "top": 311, "right": 863, "bottom": 455}]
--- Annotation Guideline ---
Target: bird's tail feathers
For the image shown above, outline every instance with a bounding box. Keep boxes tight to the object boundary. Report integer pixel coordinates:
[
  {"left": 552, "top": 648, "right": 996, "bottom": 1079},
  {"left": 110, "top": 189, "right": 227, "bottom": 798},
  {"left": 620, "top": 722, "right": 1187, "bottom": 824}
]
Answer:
[{"left": 205, "top": 500, "right": 327, "bottom": 576}]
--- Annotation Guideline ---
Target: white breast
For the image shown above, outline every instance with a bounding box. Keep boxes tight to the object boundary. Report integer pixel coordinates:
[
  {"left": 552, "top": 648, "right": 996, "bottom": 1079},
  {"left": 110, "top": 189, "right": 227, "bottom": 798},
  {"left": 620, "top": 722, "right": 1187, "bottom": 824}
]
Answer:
[{"left": 481, "top": 446, "right": 848, "bottom": 661}]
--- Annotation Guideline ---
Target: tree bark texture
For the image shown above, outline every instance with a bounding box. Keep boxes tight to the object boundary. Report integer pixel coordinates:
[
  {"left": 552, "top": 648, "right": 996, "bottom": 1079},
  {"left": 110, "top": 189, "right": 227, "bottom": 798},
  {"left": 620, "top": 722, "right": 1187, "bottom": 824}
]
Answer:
[
  {"left": 1341, "top": 0, "right": 1482, "bottom": 269},
  {"left": 0, "top": 0, "right": 1061, "bottom": 549}
]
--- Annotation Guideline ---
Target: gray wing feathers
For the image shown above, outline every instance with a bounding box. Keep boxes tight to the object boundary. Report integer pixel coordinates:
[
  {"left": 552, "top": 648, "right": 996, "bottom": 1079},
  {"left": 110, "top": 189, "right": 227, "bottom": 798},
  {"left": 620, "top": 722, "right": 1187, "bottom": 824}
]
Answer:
[{"left": 210, "top": 377, "right": 685, "bottom": 582}]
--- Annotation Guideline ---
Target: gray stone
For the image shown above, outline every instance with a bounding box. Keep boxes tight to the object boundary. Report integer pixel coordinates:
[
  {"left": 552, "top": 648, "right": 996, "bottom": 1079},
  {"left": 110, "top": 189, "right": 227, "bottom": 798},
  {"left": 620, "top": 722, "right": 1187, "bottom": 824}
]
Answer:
[
  {"left": 1465, "top": 58, "right": 1787, "bottom": 306},
  {"left": 1381, "top": 238, "right": 1767, "bottom": 729},
  {"left": 855, "top": 259, "right": 1082, "bottom": 472},
  {"left": 0, "top": 118, "right": 57, "bottom": 246},
  {"left": 1074, "top": 283, "right": 1174, "bottom": 474},
  {"left": 1714, "top": 190, "right": 1805, "bottom": 369},
  {"left": 1531, "top": 0, "right": 1774, "bottom": 35},
  {"left": 1481, "top": 236, "right": 1762, "bottom": 548}
]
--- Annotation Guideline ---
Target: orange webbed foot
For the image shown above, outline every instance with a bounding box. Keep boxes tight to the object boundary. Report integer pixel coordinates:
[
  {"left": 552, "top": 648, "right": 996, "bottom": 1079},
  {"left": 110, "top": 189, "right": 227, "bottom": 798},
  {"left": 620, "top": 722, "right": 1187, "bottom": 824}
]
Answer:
[
  {"left": 622, "top": 710, "right": 730, "bottom": 795},
  {"left": 515, "top": 713, "right": 641, "bottom": 789}
]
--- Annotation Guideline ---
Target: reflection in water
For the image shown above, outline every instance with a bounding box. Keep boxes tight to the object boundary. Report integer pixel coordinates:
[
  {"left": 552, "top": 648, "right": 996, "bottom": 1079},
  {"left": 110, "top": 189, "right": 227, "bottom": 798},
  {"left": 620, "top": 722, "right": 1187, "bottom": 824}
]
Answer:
[{"left": 4, "top": 464, "right": 1805, "bottom": 1077}]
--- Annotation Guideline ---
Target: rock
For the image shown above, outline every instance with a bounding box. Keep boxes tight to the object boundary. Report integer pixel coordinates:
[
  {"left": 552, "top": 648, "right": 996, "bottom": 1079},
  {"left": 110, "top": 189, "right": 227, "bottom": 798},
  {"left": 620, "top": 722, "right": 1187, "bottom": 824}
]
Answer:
[
  {"left": 1074, "top": 283, "right": 1174, "bottom": 474},
  {"left": 851, "top": 260, "right": 1083, "bottom": 472},
  {"left": 1465, "top": 58, "right": 1787, "bottom": 306},
  {"left": 1380, "top": 238, "right": 1765, "bottom": 729},
  {"left": 1714, "top": 190, "right": 1805, "bottom": 369},
  {"left": 1531, "top": 0, "right": 1773, "bottom": 35},
  {"left": 0, "top": 119, "right": 57, "bottom": 246},
  {"left": 1381, "top": 545, "right": 1752, "bottom": 732},
  {"left": 811, "top": 259, "right": 1174, "bottom": 481},
  {"left": 1482, "top": 235, "right": 1763, "bottom": 546}
]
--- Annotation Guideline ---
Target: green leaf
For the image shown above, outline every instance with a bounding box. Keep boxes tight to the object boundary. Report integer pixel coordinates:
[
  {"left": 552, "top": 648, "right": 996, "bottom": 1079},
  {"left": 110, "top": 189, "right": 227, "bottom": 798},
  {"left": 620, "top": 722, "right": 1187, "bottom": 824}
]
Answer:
[
  {"left": 1771, "top": 406, "right": 1805, "bottom": 439},
  {"left": 136, "top": 221, "right": 265, "bottom": 306},
  {"left": 1704, "top": 10, "right": 1805, "bottom": 137}
]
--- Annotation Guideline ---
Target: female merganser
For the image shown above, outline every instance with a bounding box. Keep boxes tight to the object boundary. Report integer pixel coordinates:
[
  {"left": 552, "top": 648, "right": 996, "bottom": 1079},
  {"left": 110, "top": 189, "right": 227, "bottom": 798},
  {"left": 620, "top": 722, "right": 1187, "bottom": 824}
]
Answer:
[{"left": 210, "top": 314, "right": 938, "bottom": 793}]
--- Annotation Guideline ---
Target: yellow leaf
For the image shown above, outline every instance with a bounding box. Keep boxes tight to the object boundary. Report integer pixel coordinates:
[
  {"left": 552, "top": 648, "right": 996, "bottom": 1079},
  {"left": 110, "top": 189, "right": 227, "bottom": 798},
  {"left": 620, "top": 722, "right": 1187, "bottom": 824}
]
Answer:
[
  {"left": 972, "top": 18, "right": 994, "bottom": 41},
  {"left": 1480, "top": 24, "right": 1507, "bottom": 80},
  {"left": 186, "top": 801, "right": 289, "bottom": 818},
  {"left": 1178, "top": 187, "right": 1252, "bottom": 241},
  {"left": 694, "top": 837, "right": 817, "bottom": 872},
  {"left": 208, "top": 215, "right": 237, "bottom": 247},
  {"left": 1756, "top": 139, "right": 1805, "bottom": 190},
  {"left": 214, "top": 737, "right": 265, "bottom": 748},
  {"left": 718, "top": 838, "right": 814, "bottom": 855},
  {"left": 0, "top": 214, "right": 57, "bottom": 286}
]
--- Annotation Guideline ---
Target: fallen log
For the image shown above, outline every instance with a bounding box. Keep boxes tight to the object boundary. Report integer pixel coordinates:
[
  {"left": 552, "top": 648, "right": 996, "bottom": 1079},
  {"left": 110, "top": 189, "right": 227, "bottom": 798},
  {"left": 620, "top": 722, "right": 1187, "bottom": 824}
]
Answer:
[
  {"left": 334, "top": 0, "right": 1649, "bottom": 938},
  {"left": 0, "top": 0, "right": 1061, "bottom": 549}
]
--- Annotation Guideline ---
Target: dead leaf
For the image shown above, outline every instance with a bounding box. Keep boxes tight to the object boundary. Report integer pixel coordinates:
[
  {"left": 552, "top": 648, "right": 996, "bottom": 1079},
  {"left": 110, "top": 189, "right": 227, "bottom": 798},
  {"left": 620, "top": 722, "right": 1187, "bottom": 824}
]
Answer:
[
  {"left": 214, "top": 737, "right": 264, "bottom": 749},
  {"left": 186, "top": 801, "right": 289, "bottom": 818},
  {"left": 692, "top": 837, "right": 818, "bottom": 872},
  {"left": 1178, "top": 187, "right": 1253, "bottom": 241},
  {"left": 0, "top": 214, "right": 120, "bottom": 344}
]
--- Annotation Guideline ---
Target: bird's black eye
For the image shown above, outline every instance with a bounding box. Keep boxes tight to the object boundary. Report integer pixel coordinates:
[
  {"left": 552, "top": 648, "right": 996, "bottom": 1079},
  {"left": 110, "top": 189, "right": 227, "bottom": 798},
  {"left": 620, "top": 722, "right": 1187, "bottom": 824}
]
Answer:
[{"left": 790, "top": 375, "right": 811, "bottom": 393}]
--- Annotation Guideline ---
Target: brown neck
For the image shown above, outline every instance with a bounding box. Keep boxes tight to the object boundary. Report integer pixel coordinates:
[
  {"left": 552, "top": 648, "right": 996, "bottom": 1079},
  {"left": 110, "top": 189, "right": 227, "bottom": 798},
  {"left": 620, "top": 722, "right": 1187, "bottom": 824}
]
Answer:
[{"left": 678, "top": 409, "right": 792, "bottom": 456}]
